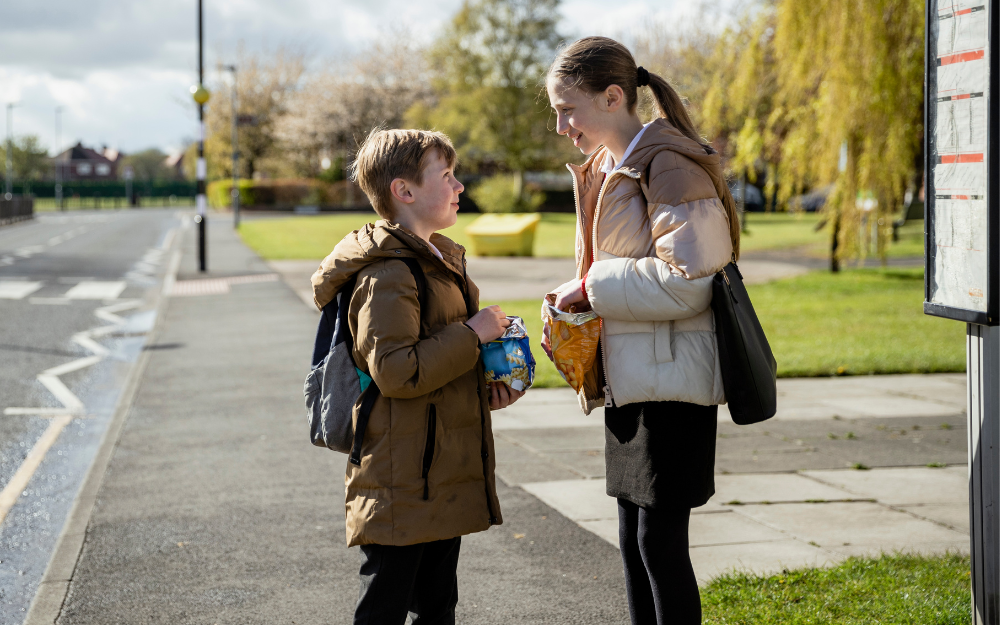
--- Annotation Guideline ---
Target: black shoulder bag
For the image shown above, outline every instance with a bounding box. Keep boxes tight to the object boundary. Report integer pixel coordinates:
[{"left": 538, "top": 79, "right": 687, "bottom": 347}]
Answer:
[{"left": 711, "top": 261, "right": 777, "bottom": 425}]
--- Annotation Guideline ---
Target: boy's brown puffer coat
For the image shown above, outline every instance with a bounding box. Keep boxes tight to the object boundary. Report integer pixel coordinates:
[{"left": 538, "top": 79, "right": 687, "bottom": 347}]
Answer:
[{"left": 311, "top": 221, "right": 503, "bottom": 547}]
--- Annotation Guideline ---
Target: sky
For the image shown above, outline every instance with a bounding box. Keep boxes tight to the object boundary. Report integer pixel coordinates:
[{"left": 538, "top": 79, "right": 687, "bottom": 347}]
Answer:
[{"left": 1, "top": 0, "right": 725, "bottom": 156}]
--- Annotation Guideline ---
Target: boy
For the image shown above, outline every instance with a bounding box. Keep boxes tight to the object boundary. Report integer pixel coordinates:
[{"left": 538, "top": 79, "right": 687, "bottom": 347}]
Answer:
[{"left": 311, "top": 129, "right": 523, "bottom": 624}]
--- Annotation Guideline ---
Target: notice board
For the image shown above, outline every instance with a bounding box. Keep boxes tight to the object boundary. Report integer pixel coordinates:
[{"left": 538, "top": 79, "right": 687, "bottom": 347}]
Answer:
[{"left": 925, "top": 0, "right": 999, "bottom": 325}]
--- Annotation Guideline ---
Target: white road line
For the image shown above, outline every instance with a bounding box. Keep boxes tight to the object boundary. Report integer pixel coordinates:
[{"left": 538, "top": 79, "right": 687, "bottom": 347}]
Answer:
[
  {"left": 0, "top": 281, "right": 44, "bottom": 299},
  {"left": 0, "top": 415, "right": 73, "bottom": 526},
  {"left": 4, "top": 299, "right": 142, "bottom": 417},
  {"left": 64, "top": 281, "right": 126, "bottom": 300}
]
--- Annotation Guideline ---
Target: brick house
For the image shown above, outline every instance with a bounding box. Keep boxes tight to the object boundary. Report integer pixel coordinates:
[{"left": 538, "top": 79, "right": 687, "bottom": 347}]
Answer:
[{"left": 52, "top": 142, "right": 120, "bottom": 181}]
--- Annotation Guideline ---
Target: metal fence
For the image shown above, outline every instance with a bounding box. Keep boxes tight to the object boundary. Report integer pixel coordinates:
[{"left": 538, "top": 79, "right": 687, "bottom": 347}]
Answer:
[{"left": 0, "top": 196, "right": 34, "bottom": 226}]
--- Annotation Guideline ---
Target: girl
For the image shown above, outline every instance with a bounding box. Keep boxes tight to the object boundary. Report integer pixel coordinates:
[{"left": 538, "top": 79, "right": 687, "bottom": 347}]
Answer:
[{"left": 542, "top": 37, "right": 741, "bottom": 624}]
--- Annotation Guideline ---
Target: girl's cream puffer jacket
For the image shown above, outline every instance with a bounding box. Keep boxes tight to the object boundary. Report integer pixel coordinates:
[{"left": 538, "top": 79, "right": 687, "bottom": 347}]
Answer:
[{"left": 559, "top": 118, "right": 734, "bottom": 414}]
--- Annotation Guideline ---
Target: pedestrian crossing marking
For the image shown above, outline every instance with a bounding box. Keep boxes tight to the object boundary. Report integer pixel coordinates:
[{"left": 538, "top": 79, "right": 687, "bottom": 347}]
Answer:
[
  {"left": 0, "top": 281, "right": 44, "bottom": 299},
  {"left": 64, "top": 281, "right": 127, "bottom": 300}
]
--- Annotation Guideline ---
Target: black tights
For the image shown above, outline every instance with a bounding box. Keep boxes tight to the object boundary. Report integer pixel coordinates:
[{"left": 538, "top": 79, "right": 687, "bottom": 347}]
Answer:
[{"left": 617, "top": 499, "right": 701, "bottom": 625}]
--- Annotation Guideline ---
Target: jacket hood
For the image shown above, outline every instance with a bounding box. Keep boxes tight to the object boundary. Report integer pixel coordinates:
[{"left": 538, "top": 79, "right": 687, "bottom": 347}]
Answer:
[
  {"left": 568, "top": 118, "right": 728, "bottom": 199},
  {"left": 310, "top": 220, "right": 467, "bottom": 310}
]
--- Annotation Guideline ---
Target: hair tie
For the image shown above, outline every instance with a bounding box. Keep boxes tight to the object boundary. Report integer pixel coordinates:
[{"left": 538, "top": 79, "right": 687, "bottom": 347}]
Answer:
[{"left": 636, "top": 66, "right": 650, "bottom": 88}]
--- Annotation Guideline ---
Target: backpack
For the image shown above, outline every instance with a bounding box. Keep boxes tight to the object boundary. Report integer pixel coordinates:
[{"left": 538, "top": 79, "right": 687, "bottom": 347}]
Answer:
[{"left": 304, "top": 257, "right": 427, "bottom": 466}]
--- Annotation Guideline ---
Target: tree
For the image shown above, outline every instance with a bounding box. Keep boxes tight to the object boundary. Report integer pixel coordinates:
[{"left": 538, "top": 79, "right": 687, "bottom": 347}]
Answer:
[
  {"left": 277, "top": 35, "right": 431, "bottom": 180},
  {"left": 119, "top": 148, "right": 169, "bottom": 181},
  {"left": 202, "top": 44, "right": 306, "bottom": 180},
  {"left": 408, "top": 0, "right": 570, "bottom": 205},
  {"left": 702, "top": 0, "right": 924, "bottom": 270},
  {"left": 0, "top": 135, "right": 50, "bottom": 180}
]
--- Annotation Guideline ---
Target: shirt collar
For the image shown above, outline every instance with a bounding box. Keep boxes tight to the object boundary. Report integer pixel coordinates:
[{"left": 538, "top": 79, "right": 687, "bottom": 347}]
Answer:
[{"left": 599, "top": 122, "right": 652, "bottom": 175}]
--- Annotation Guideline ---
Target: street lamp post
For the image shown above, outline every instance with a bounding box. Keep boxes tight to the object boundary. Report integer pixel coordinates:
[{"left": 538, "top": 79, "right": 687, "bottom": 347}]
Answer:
[
  {"left": 55, "top": 106, "right": 64, "bottom": 210},
  {"left": 5, "top": 103, "right": 16, "bottom": 200},
  {"left": 192, "top": 0, "right": 209, "bottom": 272},
  {"left": 225, "top": 64, "right": 239, "bottom": 229}
]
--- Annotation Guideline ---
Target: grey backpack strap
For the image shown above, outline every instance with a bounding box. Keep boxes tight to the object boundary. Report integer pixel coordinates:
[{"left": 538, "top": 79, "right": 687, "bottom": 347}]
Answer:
[{"left": 348, "top": 257, "right": 427, "bottom": 466}]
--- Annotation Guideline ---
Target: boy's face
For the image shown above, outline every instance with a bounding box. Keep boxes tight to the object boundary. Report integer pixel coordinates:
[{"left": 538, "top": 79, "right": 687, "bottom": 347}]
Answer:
[{"left": 393, "top": 149, "right": 464, "bottom": 234}]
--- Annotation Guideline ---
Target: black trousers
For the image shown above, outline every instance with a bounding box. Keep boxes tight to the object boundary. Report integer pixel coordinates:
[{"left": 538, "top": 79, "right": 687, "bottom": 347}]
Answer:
[
  {"left": 354, "top": 537, "right": 461, "bottom": 625},
  {"left": 617, "top": 499, "right": 701, "bottom": 625}
]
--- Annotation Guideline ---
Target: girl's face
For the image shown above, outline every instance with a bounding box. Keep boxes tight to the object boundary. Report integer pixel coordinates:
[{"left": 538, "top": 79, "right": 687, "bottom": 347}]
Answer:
[{"left": 546, "top": 76, "right": 610, "bottom": 155}]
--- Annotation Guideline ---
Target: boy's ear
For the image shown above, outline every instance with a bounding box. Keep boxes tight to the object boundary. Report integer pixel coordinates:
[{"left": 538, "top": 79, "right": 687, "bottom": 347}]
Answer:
[{"left": 389, "top": 178, "right": 416, "bottom": 204}]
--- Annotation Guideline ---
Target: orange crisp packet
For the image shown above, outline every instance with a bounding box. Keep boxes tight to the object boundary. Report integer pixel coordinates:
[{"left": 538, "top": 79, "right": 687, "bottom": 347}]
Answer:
[{"left": 541, "top": 294, "right": 601, "bottom": 392}]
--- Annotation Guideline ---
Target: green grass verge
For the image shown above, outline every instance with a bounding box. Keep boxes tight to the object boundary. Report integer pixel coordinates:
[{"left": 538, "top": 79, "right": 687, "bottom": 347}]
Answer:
[
  {"left": 739, "top": 212, "right": 825, "bottom": 253},
  {"left": 238, "top": 212, "right": 577, "bottom": 260},
  {"left": 752, "top": 268, "right": 964, "bottom": 377},
  {"left": 238, "top": 209, "right": 925, "bottom": 262},
  {"left": 494, "top": 267, "right": 964, "bottom": 388},
  {"left": 702, "top": 553, "right": 970, "bottom": 624}
]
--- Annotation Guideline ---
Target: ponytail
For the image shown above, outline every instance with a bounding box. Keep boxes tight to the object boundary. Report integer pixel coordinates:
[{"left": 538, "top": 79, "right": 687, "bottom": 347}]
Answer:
[
  {"left": 550, "top": 37, "right": 742, "bottom": 259},
  {"left": 646, "top": 72, "right": 742, "bottom": 259}
]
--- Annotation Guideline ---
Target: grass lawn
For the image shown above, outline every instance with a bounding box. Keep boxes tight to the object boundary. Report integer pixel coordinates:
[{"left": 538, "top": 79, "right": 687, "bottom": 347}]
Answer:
[
  {"left": 238, "top": 212, "right": 577, "bottom": 260},
  {"left": 495, "top": 267, "right": 964, "bottom": 388},
  {"left": 752, "top": 268, "right": 964, "bottom": 378},
  {"left": 702, "top": 553, "right": 970, "bottom": 624},
  {"left": 238, "top": 209, "right": 925, "bottom": 262},
  {"left": 739, "top": 212, "right": 826, "bottom": 253}
]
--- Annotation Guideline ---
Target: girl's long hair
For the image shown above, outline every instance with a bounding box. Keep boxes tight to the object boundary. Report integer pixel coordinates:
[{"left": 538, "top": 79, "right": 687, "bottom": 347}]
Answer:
[{"left": 549, "top": 36, "right": 740, "bottom": 259}]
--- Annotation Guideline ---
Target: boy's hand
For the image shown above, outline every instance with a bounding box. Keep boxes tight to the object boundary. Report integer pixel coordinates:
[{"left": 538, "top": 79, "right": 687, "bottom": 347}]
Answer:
[
  {"left": 466, "top": 305, "right": 510, "bottom": 344},
  {"left": 489, "top": 382, "right": 524, "bottom": 410}
]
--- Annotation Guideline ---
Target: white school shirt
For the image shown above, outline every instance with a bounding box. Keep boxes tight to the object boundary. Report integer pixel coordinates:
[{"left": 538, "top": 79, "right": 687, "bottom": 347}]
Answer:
[
  {"left": 426, "top": 240, "right": 444, "bottom": 260},
  {"left": 599, "top": 122, "right": 653, "bottom": 175}
]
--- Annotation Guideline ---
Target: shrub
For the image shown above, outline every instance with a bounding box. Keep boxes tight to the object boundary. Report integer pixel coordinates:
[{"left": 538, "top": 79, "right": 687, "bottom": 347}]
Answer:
[{"left": 469, "top": 174, "right": 545, "bottom": 213}]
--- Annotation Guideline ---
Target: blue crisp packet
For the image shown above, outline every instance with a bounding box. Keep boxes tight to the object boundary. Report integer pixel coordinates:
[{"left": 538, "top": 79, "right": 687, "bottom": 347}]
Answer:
[{"left": 481, "top": 316, "right": 535, "bottom": 392}]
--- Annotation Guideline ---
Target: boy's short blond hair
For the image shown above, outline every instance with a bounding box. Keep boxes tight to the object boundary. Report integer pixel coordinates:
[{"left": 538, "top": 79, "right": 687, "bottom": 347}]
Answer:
[{"left": 350, "top": 128, "right": 458, "bottom": 220}]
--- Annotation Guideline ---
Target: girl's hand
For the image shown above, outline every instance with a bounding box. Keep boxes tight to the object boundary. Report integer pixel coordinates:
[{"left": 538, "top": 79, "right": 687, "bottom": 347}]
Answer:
[
  {"left": 489, "top": 382, "right": 524, "bottom": 410},
  {"left": 554, "top": 278, "right": 588, "bottom": 311},
  {"left": 541, "top": 320, "right": 553, "bottom": 361}
]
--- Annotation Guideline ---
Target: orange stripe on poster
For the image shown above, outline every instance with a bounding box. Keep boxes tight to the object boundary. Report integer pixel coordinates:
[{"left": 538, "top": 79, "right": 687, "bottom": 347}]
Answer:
[{"left": 938, "top": 50, "right": 986, "bottom": 66}]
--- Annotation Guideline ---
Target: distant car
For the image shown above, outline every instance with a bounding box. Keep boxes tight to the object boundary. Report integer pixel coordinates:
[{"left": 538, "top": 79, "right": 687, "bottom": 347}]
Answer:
[
  {"left": 790, "top": 186, "right": 831, "bottom": 212},
  {"left": 729, "top": 182, "right": 765, "bottom": 212}
]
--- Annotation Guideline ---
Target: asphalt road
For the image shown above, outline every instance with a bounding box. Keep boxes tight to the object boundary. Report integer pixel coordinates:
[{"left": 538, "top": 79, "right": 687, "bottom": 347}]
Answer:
[{"left": 0, "top": 209, "right": 182, "bottom": 623}]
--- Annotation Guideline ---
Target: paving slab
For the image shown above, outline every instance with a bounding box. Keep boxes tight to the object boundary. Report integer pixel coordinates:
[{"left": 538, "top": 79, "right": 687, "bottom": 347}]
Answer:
[
  {"left": 689, "top": 540, "right": 839, "bottom": 584},
  {"left": 522, "top": 479, "right": 619, "bottom": 522},
  {"left": 733, "top": 502, "right": 967, "bottom": 554},
  {"left": 721, "top": 374, "right": 967, "bottom": 422},
  {"left": 802, "top": 467, "right": 968, "bottom": 505},
  {"left": 710, "top": 473, "right": 859, "bottom": 505},
  {"left": 900, "top": 504, "right": 970, "bottom": 534}
]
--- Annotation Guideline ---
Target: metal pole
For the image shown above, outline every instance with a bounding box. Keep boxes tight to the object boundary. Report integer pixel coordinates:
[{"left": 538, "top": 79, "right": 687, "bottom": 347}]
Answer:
[
  {"left": 228, "top": 64, "right": 239, "bottom": 229},
  {"left": 5, "top": 104, "right": 13, "bottom": 200},
  {"left": 969, "top": 323, "right": 1000, "bottom": 624},
  {"left": 196, "top": 0, "right": 207, "bottom": 272},
  {"left": 55, "top": 106, "right": 63, "bottom": 210}
]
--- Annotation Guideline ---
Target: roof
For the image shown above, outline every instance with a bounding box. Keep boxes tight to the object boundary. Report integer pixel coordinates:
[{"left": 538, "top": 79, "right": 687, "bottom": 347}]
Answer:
[{"left": 53, "top": 142, "right": 114, "bottom": 164}]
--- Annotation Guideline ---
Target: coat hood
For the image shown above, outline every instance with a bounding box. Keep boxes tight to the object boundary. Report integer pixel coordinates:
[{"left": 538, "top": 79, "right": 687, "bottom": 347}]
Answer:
[
  {"left": 311, "top": 220, "right": 467, "bottom": 310},
  {"left": 569, "top": 117, "right": 730, "bottom": 209}
]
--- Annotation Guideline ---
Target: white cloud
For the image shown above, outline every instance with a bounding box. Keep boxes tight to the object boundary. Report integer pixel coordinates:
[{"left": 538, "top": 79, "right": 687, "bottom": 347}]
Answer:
[{"left": 1, "top": 0, "right": 730, "bottom": 154}]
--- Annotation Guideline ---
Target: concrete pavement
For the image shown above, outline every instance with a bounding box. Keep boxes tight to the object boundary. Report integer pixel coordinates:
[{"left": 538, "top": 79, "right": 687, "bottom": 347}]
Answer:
[
  {"left": 269, "top": 255, "right": 811, "bottom": 309},
  {"left": 497, "top": 386, "right": 968, "bottom": 583}
]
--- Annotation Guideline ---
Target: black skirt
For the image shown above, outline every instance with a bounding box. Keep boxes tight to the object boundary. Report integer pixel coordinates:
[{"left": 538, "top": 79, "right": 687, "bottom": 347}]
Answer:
[{"left": 605, "top": 400, "right": 718, "bottom": 510}]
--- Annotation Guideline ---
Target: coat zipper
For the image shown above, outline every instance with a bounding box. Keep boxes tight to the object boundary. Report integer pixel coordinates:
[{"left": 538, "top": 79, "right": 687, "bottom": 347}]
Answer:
[
  {"left": 590, "top": 169, "right": 629, "bottom": 408},
  {"left": 422, "top": 404, "right": 437, "bottom": 500}
]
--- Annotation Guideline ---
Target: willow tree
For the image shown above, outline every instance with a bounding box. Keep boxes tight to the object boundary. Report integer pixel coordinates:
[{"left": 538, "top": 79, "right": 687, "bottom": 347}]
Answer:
[{"left": 703, "top": 0, "right": 924, "bottom": 270}]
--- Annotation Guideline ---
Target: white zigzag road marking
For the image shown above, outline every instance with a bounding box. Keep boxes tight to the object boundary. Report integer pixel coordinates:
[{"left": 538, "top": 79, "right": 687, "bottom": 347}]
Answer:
[{"left": 3, "top": 299, "right": 143, "bottom": 417}]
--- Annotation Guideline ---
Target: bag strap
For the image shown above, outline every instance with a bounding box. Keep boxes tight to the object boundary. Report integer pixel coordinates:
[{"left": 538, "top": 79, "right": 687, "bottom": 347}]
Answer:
[{"left": 349, "top": 256, "right": 427, "bottom": 466}]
